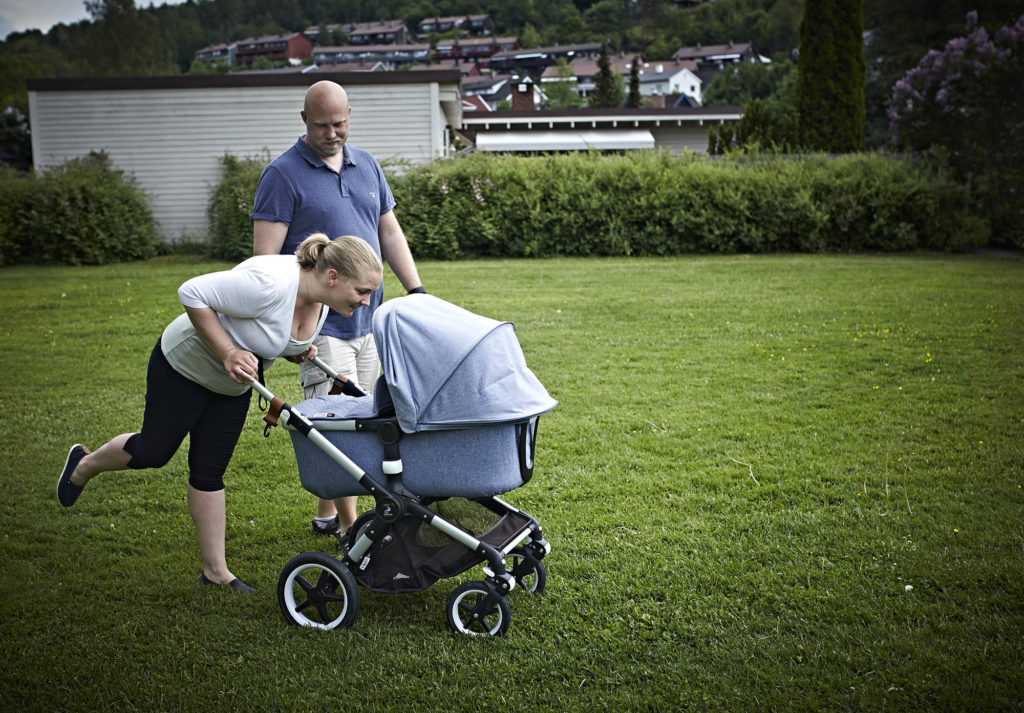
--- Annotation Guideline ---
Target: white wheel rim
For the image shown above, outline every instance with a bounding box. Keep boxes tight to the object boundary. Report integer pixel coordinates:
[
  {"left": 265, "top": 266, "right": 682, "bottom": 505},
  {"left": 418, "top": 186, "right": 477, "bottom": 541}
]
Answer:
[
  {"left": 282, "top": 562, "right": 350, "bottom": 630},
  {"left": 451, "top": 589, "right": 503, "bottom": 636}
]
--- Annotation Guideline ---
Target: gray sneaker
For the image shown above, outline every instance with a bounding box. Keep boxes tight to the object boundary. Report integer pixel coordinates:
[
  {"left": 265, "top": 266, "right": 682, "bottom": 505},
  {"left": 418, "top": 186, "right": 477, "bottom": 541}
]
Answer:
[{"left": 311, "top": 515, "right": 341, "bottom": 536}]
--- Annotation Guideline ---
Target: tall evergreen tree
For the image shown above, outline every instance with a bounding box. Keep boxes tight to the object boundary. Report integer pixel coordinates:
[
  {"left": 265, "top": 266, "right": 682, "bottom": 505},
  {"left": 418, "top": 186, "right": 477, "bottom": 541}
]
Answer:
[
  {"left": 590, "top": 41, "right": 623, "bottom": 108},
  {"left": 796, "top": 0, "right": 866, "bottom": 151},
  {"left": 627, "top": 55, "right": 642, "bottom": 107}
]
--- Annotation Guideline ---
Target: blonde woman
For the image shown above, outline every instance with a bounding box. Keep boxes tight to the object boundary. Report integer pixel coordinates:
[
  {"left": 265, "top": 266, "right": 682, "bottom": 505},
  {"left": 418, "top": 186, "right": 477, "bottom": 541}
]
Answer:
[{"left": 57, "top": 234, "right": 382, "bottom": 593}]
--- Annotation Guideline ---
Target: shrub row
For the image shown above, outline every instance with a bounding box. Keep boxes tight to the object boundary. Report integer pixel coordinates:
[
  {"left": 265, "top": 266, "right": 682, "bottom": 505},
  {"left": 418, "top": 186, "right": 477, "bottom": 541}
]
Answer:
[
  {"left": 2, "top": 150, "right": 989, "bottom": 267},
  {"left": 0, "top": 152, "right": 160, "bottom": 266},
  {"left": 389, "top": 151, "right": 989, "bottom": 259}
]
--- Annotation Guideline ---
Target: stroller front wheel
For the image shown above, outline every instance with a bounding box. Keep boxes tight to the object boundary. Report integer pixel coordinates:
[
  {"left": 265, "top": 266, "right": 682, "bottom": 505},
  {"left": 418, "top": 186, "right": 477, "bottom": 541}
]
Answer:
[
  {"left": 278, "top": 552, "right": 360, "bottom": 630},
  {"left": 446, "top": 581, "right": 511, "bottom": 637},
  {"left": 507, "top": 547, "right": 546, "bottom": 594}
]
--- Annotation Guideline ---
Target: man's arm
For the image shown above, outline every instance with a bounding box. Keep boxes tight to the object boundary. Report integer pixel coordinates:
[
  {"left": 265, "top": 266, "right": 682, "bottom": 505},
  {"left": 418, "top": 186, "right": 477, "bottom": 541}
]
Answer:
[
  {"left": 253, "top": 219, "right": 289, "bottom": 256},
  {"left": 378, "top": 210, "right": 422, "bottom": 292}
]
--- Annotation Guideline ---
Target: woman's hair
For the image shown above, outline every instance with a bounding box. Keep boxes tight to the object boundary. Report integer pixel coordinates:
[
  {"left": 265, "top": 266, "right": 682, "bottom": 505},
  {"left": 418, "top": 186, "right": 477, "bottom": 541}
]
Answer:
[{"left": 295, "top": 233, "right": 382, "bottom": 280}]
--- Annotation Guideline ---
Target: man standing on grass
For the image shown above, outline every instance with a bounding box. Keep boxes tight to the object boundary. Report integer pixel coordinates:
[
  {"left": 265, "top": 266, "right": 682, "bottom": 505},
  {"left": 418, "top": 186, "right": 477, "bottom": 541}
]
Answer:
[{"left": 251, "top": 80, "right": 425, "bottom": 537}]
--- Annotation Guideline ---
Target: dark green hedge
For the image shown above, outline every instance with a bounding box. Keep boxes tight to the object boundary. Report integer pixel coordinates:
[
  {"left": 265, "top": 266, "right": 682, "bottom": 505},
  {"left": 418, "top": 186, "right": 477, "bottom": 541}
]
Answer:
[
  {"left": 207, "top": 153, "right": 267, "bottom": 262},
  {"left": 389, "top": 152, "right": 989, "bottom": 259},
  {"left": 0, "top": 152, "right": 160, "bottom": 266},
  {"left": 1, "top": 150, "right": 992, "bottom": 267}
]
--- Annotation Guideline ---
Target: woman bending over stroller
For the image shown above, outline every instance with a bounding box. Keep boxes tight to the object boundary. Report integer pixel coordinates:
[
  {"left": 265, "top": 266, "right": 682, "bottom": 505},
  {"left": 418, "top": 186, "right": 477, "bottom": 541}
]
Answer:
[{"left": 56, "top": 234, "right": 383, "bottom": 594}]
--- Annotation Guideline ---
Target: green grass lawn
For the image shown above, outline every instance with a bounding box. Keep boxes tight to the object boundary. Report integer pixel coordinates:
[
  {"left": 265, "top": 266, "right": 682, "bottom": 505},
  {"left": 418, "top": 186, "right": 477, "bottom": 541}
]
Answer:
[{"left": 1, "top": 253, "right": 1022, "bottom": 712}]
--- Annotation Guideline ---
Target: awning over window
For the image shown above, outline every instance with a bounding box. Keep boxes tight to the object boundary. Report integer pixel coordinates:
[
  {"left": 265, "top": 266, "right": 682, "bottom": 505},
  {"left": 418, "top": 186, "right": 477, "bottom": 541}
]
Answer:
[{"left": 475, "top": 129, "right": 656, "bottom": 152}]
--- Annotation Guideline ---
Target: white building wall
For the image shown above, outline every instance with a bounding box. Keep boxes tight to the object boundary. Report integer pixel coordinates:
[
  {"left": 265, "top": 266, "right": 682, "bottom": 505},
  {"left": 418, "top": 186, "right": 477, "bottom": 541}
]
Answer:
[{"left": 29, "top": 75, "right": 459, "bottom": 240}]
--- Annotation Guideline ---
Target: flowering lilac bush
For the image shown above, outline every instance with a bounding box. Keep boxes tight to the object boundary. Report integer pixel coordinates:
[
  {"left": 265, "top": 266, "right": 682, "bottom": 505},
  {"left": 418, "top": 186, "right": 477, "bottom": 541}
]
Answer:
[{"left": 889, "top": 11, "right": 1024, "bottom": 246}]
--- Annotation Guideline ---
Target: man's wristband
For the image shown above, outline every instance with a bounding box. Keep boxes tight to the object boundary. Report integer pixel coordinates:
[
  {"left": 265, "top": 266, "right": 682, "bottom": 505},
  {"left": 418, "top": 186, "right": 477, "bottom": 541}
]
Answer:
[{"left": 407, "top": 286, "right": 427, "bottom": 295}]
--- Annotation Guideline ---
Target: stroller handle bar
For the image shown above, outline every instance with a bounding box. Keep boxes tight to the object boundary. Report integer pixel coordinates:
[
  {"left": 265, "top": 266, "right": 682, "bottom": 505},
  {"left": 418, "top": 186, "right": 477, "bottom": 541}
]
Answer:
[{"left": 248, "top": 377, "right": 385, "bottom": 502}]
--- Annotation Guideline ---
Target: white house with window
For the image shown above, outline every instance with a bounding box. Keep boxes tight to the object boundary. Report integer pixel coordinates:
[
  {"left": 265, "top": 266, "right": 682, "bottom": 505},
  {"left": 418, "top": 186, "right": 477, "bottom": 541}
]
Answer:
[{"left": 636, "top": 64, "right": 703, "bottom": 105}]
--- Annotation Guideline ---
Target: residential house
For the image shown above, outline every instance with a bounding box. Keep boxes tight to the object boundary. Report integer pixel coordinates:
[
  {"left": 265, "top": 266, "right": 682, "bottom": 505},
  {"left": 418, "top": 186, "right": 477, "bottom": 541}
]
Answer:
[
  {"left": 493, "top": 37, "right": 521, "bottom": 55},
  {"left": 462, "top": 95, "right": 491, "bottom": 112},
  {"left": 460, "top": 74, "right": 513, "bottom": 112},
  {"left": 540, "top": 56, "right": 703, "bottom": 104},
  {"left": 309, "top": 61, "right": 389, "bottom": 73},
  {"left": 193, "top": 42, "right": 237, "bottom": 66},
  {"left": 435, "top": 36, "right": 519, "bottom": 64},
  {"left": 410, "top": 60, "right": 483, "bottom": 78},
  {"left": 417, "top": 14, "right": 495, "bottom": 37},
  {"left": 632, "top": 60, "right": 703, "bottom": 104},
  {"left": 671, "top": 41, "right": 768, "bottom": 86},
  {"left": 235, "top": 32, "right": 314, "bottom": 66},
  {"left": 312, "top": 44, "right": 431, "bottom": 69},
  {"left": 541, "top": 54, "right": 633, "bottom": 100},
  {"left": 488, "top": 42, "right": 603, "bottom": 76},
  {"left": 304, "top": 19, "right": 412, "bottom": 46},
  {"left": 672, "top": 41, "right": 764, "bottom": 65}
]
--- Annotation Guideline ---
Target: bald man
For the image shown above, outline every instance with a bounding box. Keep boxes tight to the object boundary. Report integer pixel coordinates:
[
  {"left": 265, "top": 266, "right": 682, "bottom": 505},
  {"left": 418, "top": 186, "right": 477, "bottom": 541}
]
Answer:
[{"left": 252, "top": 80, "right": 424, "bottom": 536}]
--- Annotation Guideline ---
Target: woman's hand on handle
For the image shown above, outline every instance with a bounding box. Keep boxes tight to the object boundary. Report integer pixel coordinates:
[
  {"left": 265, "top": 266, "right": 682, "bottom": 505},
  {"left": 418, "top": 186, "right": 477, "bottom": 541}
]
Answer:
[
  {"left": 223, "top": 347, "right": 260, "bottom": 384},
  {"left": 184, "top": 305, "right": 259, "bottom": 384}
]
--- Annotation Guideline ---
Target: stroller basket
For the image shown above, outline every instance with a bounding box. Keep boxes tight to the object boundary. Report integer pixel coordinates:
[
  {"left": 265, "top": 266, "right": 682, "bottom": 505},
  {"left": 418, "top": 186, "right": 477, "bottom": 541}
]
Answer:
[{"left": 350, "top": 501, "right": 534, "bottom": 593}]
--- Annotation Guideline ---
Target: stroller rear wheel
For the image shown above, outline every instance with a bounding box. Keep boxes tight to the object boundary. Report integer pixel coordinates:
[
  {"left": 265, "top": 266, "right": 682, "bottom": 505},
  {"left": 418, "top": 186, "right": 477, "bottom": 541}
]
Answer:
[
  {"left": 446, "top": 580, "right": 511, "bottom": 636},
  {"left": 507, "top": 547, "right": 546, "bottom": 594},
  {"left": 278, "top": 552, "right": 360, "bottom": 630}
]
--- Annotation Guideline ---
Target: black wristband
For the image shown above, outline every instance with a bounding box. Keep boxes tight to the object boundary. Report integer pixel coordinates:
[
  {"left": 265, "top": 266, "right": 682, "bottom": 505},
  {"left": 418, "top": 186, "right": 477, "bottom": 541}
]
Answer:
[{"left": 407, "top": 286, "right": 426, "bottom": 295}]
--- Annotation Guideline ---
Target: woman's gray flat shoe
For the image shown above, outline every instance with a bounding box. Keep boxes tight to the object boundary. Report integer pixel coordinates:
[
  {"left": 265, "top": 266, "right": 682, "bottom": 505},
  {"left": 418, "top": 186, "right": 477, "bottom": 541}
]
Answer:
[
  {"left": 200, "top": 572, "right": 256, "bottom": 594},
  {"left": 57, "top": 444, "right": 86, "bottom": 507}
]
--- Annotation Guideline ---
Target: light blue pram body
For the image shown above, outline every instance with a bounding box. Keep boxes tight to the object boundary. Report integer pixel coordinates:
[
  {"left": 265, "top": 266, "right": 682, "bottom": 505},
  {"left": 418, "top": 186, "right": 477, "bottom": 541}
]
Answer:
[{"left": 289, "top": 293, "right": 556, "bottom": 498}]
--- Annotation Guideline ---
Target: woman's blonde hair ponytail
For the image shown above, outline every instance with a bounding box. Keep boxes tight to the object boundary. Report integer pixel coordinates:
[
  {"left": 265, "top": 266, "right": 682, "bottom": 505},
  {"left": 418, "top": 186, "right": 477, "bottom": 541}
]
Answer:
[{"left": 296, "top": 233, "right": 382, "bottom": 280}]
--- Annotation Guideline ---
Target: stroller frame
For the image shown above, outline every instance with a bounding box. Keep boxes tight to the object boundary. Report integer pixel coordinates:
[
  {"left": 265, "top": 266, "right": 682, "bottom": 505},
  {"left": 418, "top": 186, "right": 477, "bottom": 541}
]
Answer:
[{"left": 253, "top": 375, "right": 551, "bottom": 637}]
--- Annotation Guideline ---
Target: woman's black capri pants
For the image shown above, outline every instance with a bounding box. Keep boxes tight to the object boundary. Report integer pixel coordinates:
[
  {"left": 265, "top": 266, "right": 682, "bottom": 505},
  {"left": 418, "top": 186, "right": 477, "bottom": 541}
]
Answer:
[{"left": 123, "top": 340, "right": 251, "bottom": 492}]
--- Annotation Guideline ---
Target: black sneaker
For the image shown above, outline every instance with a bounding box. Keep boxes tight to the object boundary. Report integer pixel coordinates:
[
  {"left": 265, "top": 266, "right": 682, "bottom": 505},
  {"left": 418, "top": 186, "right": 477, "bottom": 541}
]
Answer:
[{"left": 312, "top": 515, "right": 341, "bottom": 536}]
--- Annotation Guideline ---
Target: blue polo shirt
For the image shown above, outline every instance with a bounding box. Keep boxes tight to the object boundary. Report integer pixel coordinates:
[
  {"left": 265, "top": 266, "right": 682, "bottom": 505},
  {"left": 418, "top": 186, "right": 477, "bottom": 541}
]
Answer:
[{"left": 251, "top": 138, "right": 396, "bottom": 339}]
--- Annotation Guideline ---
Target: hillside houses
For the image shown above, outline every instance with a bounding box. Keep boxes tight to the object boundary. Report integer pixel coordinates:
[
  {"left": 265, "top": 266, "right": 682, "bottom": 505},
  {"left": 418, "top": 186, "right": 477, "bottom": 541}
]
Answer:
[
  {"left": 672, "top": 41, "right": 769, "bottom": 85},
  {"left": 191, "top": 14, "right": 763, "bottom": 110},
  {"left": 304, "top": 19, "right": 413, "bottom": 45},
  {"left": 313, "top": 44, "right": 431, "bottom": 67},
  {"left": 234, "top": 32, "right": 313, "bottom": 66},
  {"left": 417, "top": 14, "right": 495, "bottom": 37},
  {"left": 542, "top": 56, "right": 704, "bottom": 105}
]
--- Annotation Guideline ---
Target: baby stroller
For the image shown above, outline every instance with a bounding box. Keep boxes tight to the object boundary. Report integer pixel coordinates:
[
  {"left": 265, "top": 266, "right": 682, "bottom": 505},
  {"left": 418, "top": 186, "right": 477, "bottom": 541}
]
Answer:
[{"left": 252, "top": 295, "right": 557, "bottom": 636}]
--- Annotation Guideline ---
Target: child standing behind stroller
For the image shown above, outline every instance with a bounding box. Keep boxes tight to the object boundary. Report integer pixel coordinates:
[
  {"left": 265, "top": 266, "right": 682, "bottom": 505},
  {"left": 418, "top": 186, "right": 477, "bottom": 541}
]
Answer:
[{"left": 56, "top": 234, "right": 383, "bottom": 594}]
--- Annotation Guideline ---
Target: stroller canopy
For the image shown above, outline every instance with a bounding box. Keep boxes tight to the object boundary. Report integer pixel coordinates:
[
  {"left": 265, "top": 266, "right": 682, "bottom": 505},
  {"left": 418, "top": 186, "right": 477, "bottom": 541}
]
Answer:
[{"left": 373, "top": 295, "right": 557, "bottom": 432}]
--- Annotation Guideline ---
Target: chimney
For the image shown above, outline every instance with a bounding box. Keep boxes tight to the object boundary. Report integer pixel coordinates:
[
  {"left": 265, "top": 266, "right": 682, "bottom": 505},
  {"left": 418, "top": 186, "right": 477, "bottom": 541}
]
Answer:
[{"left": 511, "top": 76, "right": 535, "bottom": 111}]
